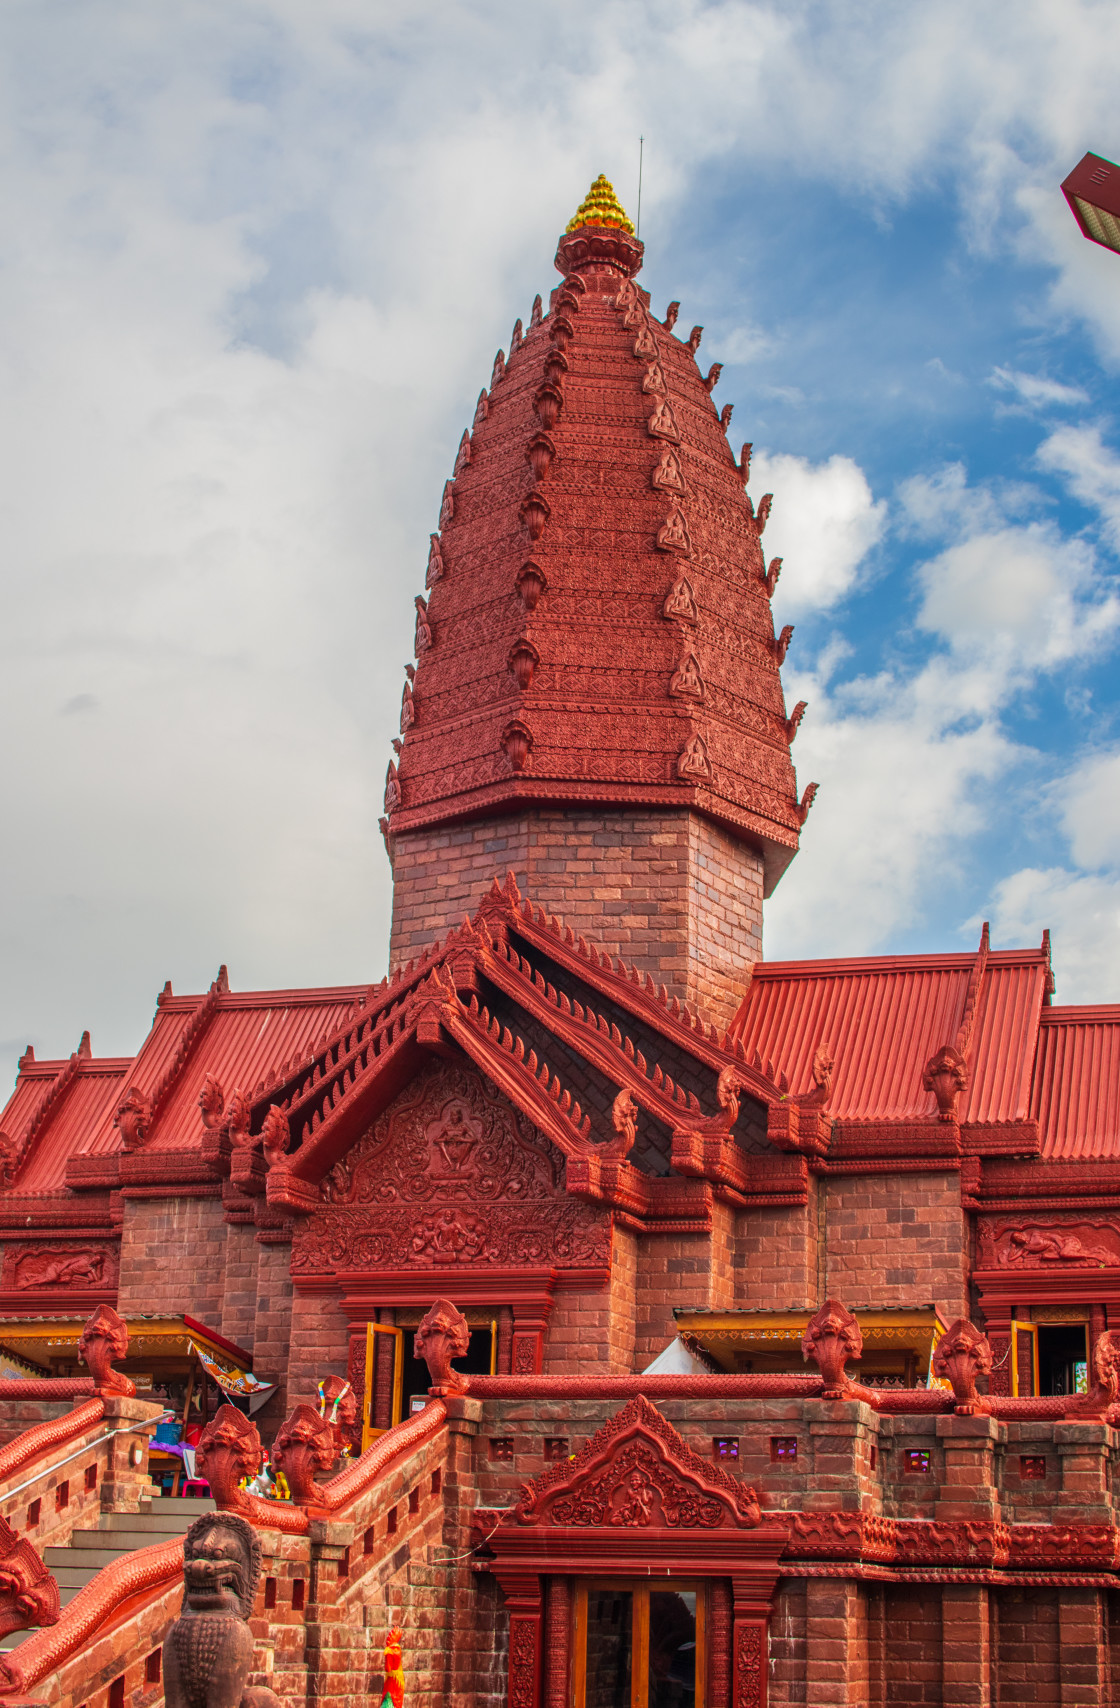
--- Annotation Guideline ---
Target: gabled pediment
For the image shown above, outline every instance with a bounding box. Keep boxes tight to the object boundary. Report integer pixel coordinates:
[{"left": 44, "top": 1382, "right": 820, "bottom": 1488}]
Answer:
[
  {"left": 258, "top": 876, "right": 807, "bottom": 1227},
  {"left": 513, "top": 1393, "right": 761, "bottom": 1530}
]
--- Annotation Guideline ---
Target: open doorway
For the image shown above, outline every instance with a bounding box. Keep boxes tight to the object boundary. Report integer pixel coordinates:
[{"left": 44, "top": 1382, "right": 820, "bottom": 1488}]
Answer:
[
  {"left": 402, "top": 1323, "right": 494, "bottom": 1415},
  {"left": 1037, "top": 1323, "right": 1088, "bottom": 1395}
]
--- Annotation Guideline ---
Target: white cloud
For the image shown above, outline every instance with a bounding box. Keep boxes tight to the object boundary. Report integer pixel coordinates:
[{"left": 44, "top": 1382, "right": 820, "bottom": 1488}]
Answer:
[
  {"left": 916, "top": 523, "right": 1118, "bottom": 669},
  {"left": 987, "top": 867, "right": 1120, "bottom": 1004},
  {"left": 988, "top": 367, "right": 1089, "bottom": 409},
  {"left": 752, "top": 450, "right": 886, "bottom": 616},
  {"left": 1038, "top": 424, "right": 1120, "bottom": 552},
  {"left": 766, "top": 650, "right": 1014, "bottom": 957}
]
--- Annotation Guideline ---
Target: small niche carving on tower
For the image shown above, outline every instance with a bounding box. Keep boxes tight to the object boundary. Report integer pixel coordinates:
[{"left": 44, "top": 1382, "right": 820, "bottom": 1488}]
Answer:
[
  {"left": 647, "top": 399, "right": 680, "bottom": 442},
  {"left": 414, "top": 597, "right": 432, "bottom": 653},
  {"left": 508, "top": 639, "right": 540, "bottom": 691},
  {"left": 544, "top": 349, "right": 569, "bottom": 387},
  {"left": 519, "top": 490, "right": 551, "bottom": 542},
  {"left": 642, "top": 362, "right": 667, "bottom": 395},
  {"left": 453, "top": 431, "right": 471, "bottom": 476},
  {"left": 677, "top": 733, "right": 712, "bottom": 782},
  {"left": 439, "top": 481, "right": 455, "bottom": 529},
  {"left": 426, "top": 534, "right": 443, "bottom": 587},
  {"left": 688, "top": 326, "right": 703, "bottom": 352},
  {"left": 663, "top": 301, "right": 680, "bottom": 331},
  {"left": 720, "top": 403, "right": 734, "bottom": 429},
  {"left": 384, "top": 762, "right": 401, "bottom": 814},
  {"left": 534, "top": 384, "right": 563, "bottom": 431},
  {"left": 530, "top": 293, "right": 543, "bottom": 330},
  {"left": 491, "top": 350, "right": 505, "bottom": 387},
  {"left": 633, "top": 323, "right": 658, "bottom": 360},
  {"left": 525, "top": 434, "right": 556, "bottom": 482},
  {"left": 614, "top": 278, "right": 638, "bottom": 311},
  {"left": 400, "top": 679, "right": 415, "bottom": 734},
  {"left": 473, "top": 390, "right": 488, "bottom": 426},
  {"left": 517, "top": 563, "right": 547, "bottom": 611},
  {"left": 669, "top": 653, "right": 705, "bottom": 701},
  {"left": 550, "top": 315, "right": 574, "bottom": 352},
  {"left": 510, "top": 318, "right": 523, "bottom": 354},
  {"left": 657, "top": 506, "right": 692, "bottom": 556},
  {"left": 663, "top": 577, "right": 698, "bottom": 626},
  {"left": 501, "top": 720, "right": 533, "bottom": 773},
  {"left": 652, "top": 445, "right": 685, "bottom": 493}
]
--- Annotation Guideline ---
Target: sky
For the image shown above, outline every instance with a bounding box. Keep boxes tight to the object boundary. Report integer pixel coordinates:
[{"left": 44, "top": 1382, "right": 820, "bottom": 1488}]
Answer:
[{"left": 3, "top": 0, "right": 1120, "bottom": 1087}]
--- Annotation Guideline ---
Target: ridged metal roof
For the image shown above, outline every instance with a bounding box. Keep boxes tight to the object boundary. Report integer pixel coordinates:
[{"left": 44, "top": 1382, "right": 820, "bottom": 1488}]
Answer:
[
  {"left": 730, "top": 948, "right": 1048, "bottom": 1124},
  {"left": 1031, "top": 1005, "right": 1120, "bottom": 1160}
]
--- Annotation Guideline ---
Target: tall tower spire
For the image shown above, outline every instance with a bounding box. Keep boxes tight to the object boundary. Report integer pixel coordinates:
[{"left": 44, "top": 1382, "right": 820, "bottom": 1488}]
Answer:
[{"left": 383, "top": 181, "right": 811, "bottom": 1026}]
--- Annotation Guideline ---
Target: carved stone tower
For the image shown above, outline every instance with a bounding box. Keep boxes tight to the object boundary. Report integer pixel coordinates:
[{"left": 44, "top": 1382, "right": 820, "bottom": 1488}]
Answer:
[{"left": 383, "top": 178, "right": 811, "bottom": 1028}]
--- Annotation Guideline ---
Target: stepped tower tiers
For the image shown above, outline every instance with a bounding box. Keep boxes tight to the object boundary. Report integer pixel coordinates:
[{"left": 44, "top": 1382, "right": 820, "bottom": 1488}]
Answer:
[{"left": 384, "top": 177, "right": 814, "bottom": 1029}]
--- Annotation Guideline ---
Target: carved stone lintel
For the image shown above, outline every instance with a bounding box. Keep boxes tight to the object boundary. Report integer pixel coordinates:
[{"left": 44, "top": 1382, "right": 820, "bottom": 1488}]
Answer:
[
  {"left": 414, "top": 1297, "right": 471, "bottom": 1395},
  {"left": 77, "top": 1305, "right": 135, "bottom": 1398},
  {"left": 931, "top": 1319, "right": 993, "bottom": 1415}
]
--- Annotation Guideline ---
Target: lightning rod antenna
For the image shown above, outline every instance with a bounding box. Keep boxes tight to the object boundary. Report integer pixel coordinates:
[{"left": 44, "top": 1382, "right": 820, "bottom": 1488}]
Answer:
[{"left": 637, "top": 136, "right": 644, "bottom": 240}]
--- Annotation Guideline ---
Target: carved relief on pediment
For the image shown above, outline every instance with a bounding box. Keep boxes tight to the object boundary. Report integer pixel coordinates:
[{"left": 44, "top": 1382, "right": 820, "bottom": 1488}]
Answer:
[
  {"left": 977, "top": 1218, "right": 1120, "bottom": 1270},
  {"left": 291, "top": 1061, "right": 610, "bottom": 1276},
  {"left": 4, "top": 1244, "right": 117, "bottom": 1292},
  {"left": 514, "top": 1393, "right": 761, "bottom": 1529}
]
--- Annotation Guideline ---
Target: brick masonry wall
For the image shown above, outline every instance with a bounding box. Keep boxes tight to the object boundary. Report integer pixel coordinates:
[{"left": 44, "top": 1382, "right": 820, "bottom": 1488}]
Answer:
[
  {"left": 823, "top": 1171, "right": 967, "bottom": 1317},
  {"left": 546, "top": 1231, "right": 637, "bottom": 1375},
  {"left": 253, "top": 1238, "right": 296, "bottom": 1433},
  {"left": 634, "top": 1202, "right": 738, "bottom": 1366},
  {"left": 288, "top": 1288, "right": 350, "bottom": 1412},
  {"left": 116, "top": 1192, "right": 230, "bottom": 1321},
  {"left": 220, "top": 1221, "right": 259, "bottom": 1352},
  {"left": 387, "top": 807, "right": 764, "bottom": 1031},
  {"left": 734, "top": 1185, "right": 821, "bottom": 1310}
]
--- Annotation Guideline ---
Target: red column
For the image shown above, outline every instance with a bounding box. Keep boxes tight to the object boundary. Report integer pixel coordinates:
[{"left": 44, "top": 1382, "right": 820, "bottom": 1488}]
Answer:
[
  {"left": 707, "top": 1578, "right": 732, "bottom": 1708},
  {"left": 500, "top": 1571, "right": 544, "bottom": 1708},
  {"left": 544, "top": 1577, "right": 571, "bottom": 1708},
  {"left": 512, "top": 1301, "right": 551, "bottom": 1374},
  {"left": 731, "top": 1574, "right": 775, "bottom": 1708}
]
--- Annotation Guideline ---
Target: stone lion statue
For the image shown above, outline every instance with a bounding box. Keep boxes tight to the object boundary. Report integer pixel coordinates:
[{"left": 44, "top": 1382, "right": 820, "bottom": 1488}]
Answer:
[{"left": 164, "top": 1513, "right": 280, "bottom": 1708}]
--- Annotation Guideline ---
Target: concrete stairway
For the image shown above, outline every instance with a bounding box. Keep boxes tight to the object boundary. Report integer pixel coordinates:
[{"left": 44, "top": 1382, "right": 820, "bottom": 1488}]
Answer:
[{"left": 1, "top": 1494, "right": 215, "bottom": 1652}]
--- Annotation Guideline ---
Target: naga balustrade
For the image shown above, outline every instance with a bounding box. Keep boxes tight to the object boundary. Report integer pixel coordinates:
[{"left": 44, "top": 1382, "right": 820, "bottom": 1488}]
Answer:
[{"left": 6, "top": 1293, "right": 1120, "bottom": 1707}]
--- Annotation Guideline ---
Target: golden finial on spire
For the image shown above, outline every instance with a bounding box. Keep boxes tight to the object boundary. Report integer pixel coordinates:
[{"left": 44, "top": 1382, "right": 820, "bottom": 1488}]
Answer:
[{"left": 566, "top": 175, "right": 635, "bottom": 236}]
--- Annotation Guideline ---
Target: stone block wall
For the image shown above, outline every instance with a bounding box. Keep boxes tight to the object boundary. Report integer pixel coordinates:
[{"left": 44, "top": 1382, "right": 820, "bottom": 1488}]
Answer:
[
  {"left": 387, "top": 807, "right": 764, "bottom": 1030},
  {"left": 822, "top": 1171, "right": 968, "bottom": 1318},
  {"left": 116, "top": 1192, "right": 230, "bottom": 1323}
]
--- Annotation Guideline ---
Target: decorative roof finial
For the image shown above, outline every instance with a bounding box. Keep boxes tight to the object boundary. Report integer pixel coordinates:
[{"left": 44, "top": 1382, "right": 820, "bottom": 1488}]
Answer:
[{"left": 566, "top": 175, "right": 635, "bottom": 236}]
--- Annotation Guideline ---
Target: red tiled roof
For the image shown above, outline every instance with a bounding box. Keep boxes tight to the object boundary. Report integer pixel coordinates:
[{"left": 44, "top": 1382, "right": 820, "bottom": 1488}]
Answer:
[
  {"left": 729, "top": 945, "right": 1049, "bottom": 1126},
  {"left": 1031, "top": 1005, "right": 1120, "bottom": 1161},
  {"left": 0, "top": 981, "right": 375, "bottom": 1188},
  {"left": 142, "top": 986, "right": 374, "bottom": 1152}
]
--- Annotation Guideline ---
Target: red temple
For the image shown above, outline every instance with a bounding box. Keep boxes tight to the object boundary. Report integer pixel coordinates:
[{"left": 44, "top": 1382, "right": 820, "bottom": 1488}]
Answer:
[{"left": 1, "top": 175, "right": 1119, "bottom": 1707}]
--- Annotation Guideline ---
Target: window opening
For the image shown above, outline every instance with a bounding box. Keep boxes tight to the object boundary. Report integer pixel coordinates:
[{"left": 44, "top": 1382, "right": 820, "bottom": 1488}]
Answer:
[
  {"left": 573, "top": 1580, "right": 704, "bottom": 1708},
  {"left": 1037, "top": 1323, "right": 1088, "bottom": 1396}
]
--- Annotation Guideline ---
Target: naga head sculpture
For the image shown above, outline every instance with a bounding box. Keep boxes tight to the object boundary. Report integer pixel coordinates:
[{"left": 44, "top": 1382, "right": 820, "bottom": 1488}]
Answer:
[
  {"left": 414, "top": 1297, "right": 471, "bottom": 1396},
  {"left": 931, "top": 1319, "right": 992, "bottom": 1415},
  {"left": 802, "top": 1299, "right": 863, "bottom": 1397},
  {"left": 271, "top": 1404, "right": 335, "bottom": 1510},
  {"left": 198, "top": 1073, "right": 225, "bottom": 1132},
  {"left": 195, "top": 1405, "right": 262, "bottom": 1512},
  {"left": 77, "top": 1304, "right": 134, "bottom": 1397},
  {"left": 114, "top": 1086, "right": 151, "bottom": 1151}
]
